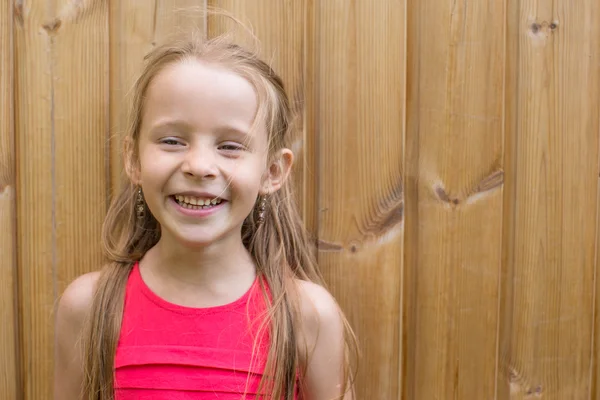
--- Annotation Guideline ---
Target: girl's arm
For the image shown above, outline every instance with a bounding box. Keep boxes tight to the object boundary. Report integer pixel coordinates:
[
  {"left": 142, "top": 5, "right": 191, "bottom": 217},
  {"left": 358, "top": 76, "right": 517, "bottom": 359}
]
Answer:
[
  {"left": 54, "top": 272, "right": 99, "bottom": 400},
  {"left": 298, "top": 281, "right": 353, "bottom": 400}
]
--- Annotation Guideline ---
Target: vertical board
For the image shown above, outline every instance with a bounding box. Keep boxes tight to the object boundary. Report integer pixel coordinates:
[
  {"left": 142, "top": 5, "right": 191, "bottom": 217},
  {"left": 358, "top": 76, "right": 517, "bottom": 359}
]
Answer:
[
  {"left": 497, "top": 0, "right": 520, "bottom": 398},
  {"left": 207, "top": 0, "right": 313, "bottom": 230},
  {"left": 595, "top": 180, "right": 600, "bottom": 399},
  {"left": 0, "top": 0, "right": 18, "bottom": 397},
  {"left": 52, "top": 0, "right": 109, "bottom": 304},
  {"left": 109, "top": 0, "right": 206, "bottom": 194},
  {"left": 14, "top": 0, "right": 57, "bottom": 397},
  {"left": 15, "top": 0, "right": 109, "bottom": 397},
  {"left": 590, "top": 3, "right": 600, "bottom": 399},
  {"left": 405, "top": 0, "right": 505, "bottom": 398},
  {"left": 500, "top": 1, "right": 600, "bottom": 399},
  {"left": 314, "top": 1, "right": 405, "bottom": 398}
]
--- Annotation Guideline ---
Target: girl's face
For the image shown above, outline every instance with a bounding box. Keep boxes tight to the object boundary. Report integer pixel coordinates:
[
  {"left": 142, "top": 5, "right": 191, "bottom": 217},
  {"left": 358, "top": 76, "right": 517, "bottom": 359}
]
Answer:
[{"left": 133, "top": 59, "right": 278, "bottom": 248}]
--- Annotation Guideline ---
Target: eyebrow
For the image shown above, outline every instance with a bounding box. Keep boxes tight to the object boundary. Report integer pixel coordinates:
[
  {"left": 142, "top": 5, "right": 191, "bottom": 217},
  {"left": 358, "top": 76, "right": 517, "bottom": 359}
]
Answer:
[
  {"left": 148, "top": 119, "right": 192, "bottom": 134},
  {"left": 148, "top": 119, "right": 251, "bottom": 137},
  {"left": 213, "top": 126, "right": 252, "bottom": 138}
]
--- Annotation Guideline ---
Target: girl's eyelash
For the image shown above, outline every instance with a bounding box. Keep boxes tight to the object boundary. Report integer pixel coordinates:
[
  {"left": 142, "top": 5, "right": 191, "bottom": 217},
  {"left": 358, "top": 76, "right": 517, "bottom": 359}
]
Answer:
[
  {"left": 158, "top": 139, "right": 244, "bottom": 150},
  {"left": 161, "top": 138, "right": 181, "bottom": 145},
  {"left": 220, "top": 143, "right": 245, "bottom": 151}
]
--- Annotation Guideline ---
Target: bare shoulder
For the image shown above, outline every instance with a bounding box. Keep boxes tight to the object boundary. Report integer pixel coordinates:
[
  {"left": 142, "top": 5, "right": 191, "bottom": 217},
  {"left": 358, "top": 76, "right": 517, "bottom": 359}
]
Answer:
[
  {"left": 54, "top": 270, "right": 102, "bottom": 400},
  {"left": 295, "top": 280, "right": 341, "bottom": 323},
  {"left": 57, "top": 271, "right": 102, "bottom": 324},
  {"left": 55, "top": 270, "right": 102, "bottom": 349},
  {"left": 294, "top": 280, "right": 352, "bottom": 398},
  {"left": 294, "top": 280, "right": 344, "bottom": 347}
]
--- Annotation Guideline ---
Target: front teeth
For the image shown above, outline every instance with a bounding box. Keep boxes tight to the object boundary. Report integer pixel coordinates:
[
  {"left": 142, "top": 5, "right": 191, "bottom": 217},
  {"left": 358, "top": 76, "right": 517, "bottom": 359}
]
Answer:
[{"left": 175, "top": 195, "right": 222, "bottom": 210}]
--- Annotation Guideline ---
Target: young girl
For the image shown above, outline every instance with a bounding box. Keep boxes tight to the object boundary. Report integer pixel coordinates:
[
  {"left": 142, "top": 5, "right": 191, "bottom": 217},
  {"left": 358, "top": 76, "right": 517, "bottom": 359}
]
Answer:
[{"left": 53, "top": 24, "right": 358, "bottom": 400}]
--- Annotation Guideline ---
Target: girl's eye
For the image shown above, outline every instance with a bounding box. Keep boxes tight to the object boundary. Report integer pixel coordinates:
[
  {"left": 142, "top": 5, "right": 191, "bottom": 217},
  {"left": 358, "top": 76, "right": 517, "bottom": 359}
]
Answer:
[
  {"left": 220, "top": 143, "right": 245, "bottom": 151},
  {"left": 160, "top": 138, "right": 181, "bottom": 146}
]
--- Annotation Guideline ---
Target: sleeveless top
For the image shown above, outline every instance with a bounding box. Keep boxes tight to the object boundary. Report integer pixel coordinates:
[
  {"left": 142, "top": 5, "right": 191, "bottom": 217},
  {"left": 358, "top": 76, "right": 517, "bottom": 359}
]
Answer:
[{"left": 114, "top": 262, "right": 299, "bottom": 399}]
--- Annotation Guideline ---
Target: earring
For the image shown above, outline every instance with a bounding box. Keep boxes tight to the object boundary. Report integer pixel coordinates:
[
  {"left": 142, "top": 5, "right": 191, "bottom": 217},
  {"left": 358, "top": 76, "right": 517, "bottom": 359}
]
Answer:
[
  {"left": 256, "top": 196, "right": 268, "bottom": 224},
  {"left": 136, "top": 187, "right": 145, "bottom": 219}
]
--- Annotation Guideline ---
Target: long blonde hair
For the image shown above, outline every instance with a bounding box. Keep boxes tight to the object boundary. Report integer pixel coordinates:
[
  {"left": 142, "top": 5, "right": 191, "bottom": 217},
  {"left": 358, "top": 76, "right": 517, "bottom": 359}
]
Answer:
[{"left": 82, "top": 22, "right": 358, "bottom": 400}]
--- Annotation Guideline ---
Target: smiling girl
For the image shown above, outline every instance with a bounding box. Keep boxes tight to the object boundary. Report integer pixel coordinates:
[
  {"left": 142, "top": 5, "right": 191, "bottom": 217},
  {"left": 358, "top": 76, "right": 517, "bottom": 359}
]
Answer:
[{"left": 53, "top": 25, "right": 357, "bottom": 400}]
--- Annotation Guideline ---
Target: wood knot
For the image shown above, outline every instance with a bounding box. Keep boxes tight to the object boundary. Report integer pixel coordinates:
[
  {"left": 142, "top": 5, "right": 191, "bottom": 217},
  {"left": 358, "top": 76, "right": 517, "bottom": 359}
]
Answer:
[
  {"left": 348, "top": 241, "right": 360, "bottom": 253},
  {"left": 530, "top": 23, "right": 540, "bottom": 33},
  {"left": 434, "top": 185, "right": 460, "bottom": 206},
  {"left": 525, "top": 385, "right": 543, "bottom": 397},
  {"left": 14, "top": 0, "right": 25, "bottom": 26},
  {"left": 529, "top": 20, "right": 559, "bottom": 37},
  {"left": 357, "top": 177, "right": 404, "bottom": 237},
  {"left": 316, "top": 239, "right": 343, "bottom": 253},
  {"left": 42, "top": 18, "right": 62, "bottom": 34}
]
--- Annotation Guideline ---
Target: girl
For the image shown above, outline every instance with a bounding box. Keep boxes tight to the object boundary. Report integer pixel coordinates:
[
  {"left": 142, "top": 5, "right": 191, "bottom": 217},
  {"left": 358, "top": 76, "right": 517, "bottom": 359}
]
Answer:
[{"left": 54, "top": 24, "right": 358, "bottom": 400}]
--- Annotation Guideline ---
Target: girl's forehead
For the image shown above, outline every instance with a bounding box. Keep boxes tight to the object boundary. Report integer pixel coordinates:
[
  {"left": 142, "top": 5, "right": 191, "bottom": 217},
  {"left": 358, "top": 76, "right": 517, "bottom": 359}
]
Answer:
[{"left": 141, "top": 60, "right": 262, "bottom": 137}]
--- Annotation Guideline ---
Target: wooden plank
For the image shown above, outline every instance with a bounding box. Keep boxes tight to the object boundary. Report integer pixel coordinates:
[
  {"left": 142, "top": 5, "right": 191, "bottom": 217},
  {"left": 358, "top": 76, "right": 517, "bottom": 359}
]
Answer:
[
  {"left": 15, "top": 0, "right": 109, "bottom": 397},
  {"left": 313, "top": 2, "right": 405, "bottom": 397},
  {"left": 14, "top": 0, "right": 57, "bottom": 397},
  {"left": 302, "top": 0, "right": 318, "bottom": 234},
  {"left": 404, "top": 0, "right": 505, "bottom": 398},
  {"left": 592, "top": 4, "right": 600, "bottom": 400},
  {"left": 0, "top": 0, "right": 19, "bottom": 397},
  {"left": 499, "top": 1, "right": 600, "bottom": 399},
  {"left": 207, "top": 0, "right": 313, "bottom": 229},
  {"left": 52, "top": 0, "right": 109, "bottom": 295},
  {"left": 595, "top": 179, "right": 600, "bottom": 400},
  {"left": 109, "top": 0, "right": 206, "bottom": 196},
  {"left": 496, "top": 1, "right": 520, "bottom": 399}
]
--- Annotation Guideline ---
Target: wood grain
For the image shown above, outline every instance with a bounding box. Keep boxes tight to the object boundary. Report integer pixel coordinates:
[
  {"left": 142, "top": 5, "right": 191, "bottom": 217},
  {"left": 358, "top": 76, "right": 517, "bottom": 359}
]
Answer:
[
  {"left": 405, "top": 0, "right": 505, "bottom": 398},
  {"left": 14, "top": 0, "right": 57, "bottom": 397},
  {"left": 207, "top": 0, "right": 313, "bottom": 230},
  {"left": 313, "top": 1, "right": 405, "bottom": 398},
  {"left": 0, "top": 0, "right": 18, "bottom": 397},
  {"left": 595, "top": 181, "right": 600, "bottom": 399},
  {"left": 499, "top": 1, "right": 600, "bottom": 399},
  {"left": 15, "top": 0, "right": 108, "bottom": 397},
  {"left": 592, "top": 3, "right": 600, "bottom": 399},
  {"left": 109, "top": 0, "right": 206, "bottom": 195},
  {"left": 52, "top": 0, "right": 108, "bottom": 290},
  {"left": 302, "top": 0, "right": 317, "bottom": 234},
  {"left": 497, "top": 0, "right": 520, "bottom": 398}
]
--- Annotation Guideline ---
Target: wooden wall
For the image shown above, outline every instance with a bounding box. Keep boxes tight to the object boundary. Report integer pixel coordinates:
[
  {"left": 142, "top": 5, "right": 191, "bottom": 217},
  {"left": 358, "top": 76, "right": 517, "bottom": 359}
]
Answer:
[{"left": 1, "top": 1, "right": 600, "bottom": 399}]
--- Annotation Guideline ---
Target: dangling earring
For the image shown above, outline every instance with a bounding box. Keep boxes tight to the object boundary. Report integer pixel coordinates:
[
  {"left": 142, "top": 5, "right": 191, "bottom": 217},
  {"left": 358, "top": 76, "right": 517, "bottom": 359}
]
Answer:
[
  {"left": 256, "top": 196, "right": 268, "bottom": 225},
  {"left": 136, "top": 187, "right": 145, "bottom": 219}
]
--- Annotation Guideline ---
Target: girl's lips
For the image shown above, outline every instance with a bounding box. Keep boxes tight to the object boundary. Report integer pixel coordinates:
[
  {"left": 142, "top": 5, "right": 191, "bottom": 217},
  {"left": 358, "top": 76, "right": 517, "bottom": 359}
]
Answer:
[{"left": 169, "top": 195, "right": 226, "bottom": 217}]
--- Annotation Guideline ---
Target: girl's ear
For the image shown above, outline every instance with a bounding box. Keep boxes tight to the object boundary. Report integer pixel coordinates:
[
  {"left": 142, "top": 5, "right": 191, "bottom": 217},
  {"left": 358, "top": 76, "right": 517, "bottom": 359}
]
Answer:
[
  {"left": 123, "top": 137, "right": 141, "bottom": 185},
  {"left": 260, "top": 148, "right": 293, "bottom": 195}
]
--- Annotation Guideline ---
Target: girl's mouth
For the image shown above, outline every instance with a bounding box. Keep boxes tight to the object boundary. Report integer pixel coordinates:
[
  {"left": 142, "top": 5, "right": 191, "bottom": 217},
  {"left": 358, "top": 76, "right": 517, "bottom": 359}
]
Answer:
[{"left": 172, "top": 195, "right": 224, "bottom": 211}]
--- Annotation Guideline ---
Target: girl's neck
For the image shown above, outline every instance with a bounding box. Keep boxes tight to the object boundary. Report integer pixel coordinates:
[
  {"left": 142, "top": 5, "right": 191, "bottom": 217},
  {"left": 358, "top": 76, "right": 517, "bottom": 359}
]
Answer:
[{"left": 142, "top": 231, "right": 256, "bottom": 288}]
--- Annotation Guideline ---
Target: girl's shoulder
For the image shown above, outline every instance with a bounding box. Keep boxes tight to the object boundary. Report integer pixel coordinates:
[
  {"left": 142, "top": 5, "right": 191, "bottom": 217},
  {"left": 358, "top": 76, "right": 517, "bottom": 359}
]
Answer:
[
  {"left": 294, "top": 279, "right": 345, "bottom": 349},
  {"left": 54, "top": 270, "right": 102, "bottom": 399},
  {"left": 57, "top": 270, "right": 102, "bottom": 327},
  {"left": 57, "top": 270, "right": 102, "bottom": 324},
  {"left": 295, "top": 280, "right": 342, "bottom": 327},
  {"left": 294, "top": 279, "right": 350, "bottom": 398}
]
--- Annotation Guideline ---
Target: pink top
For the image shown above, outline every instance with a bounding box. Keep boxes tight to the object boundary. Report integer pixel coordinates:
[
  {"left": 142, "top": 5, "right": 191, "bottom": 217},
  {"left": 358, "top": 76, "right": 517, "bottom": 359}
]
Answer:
[{"left": 114, "top": 262, "right": 298, "bottom": 399}]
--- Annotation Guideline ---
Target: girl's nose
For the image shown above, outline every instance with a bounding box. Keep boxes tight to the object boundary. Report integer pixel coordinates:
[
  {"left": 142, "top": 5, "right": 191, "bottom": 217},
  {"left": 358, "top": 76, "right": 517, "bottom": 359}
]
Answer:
[{"left": 180, "top": 145, "right": 218, "bottom": 180}]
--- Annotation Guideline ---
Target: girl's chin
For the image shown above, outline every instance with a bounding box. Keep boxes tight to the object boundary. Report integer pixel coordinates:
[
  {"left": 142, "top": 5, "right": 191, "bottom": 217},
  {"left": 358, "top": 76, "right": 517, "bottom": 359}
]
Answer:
[
  {"left": 158, "top": 226, "right": 243, "bottom": 249},
  {"left": 172, "top": 233, "right": 224, "bottom": 248}
]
